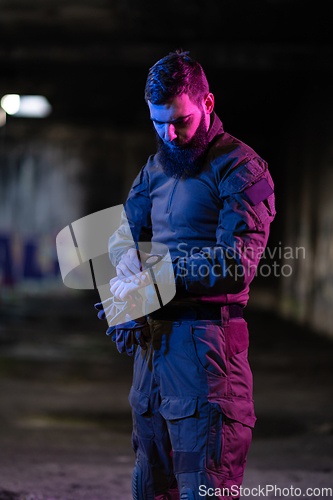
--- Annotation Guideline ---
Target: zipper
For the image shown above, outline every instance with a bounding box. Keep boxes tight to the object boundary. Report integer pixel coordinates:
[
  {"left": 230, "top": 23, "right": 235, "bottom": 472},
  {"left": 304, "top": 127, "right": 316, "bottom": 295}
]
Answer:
[{"left": 166, "top": 178, "right": 180, "bottom": 214}]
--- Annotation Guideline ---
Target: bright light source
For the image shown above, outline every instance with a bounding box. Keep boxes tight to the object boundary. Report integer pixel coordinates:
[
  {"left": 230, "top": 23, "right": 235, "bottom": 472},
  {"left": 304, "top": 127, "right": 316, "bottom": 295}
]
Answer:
[
  {"left": 16, "top": 95, "right": 52, "bottom": 117},
  {"left": 1, "top": 94, "right": 20, "bottom": 115},
  {"left": 0, "top": 94, "right": 52, "bottom": 118}
]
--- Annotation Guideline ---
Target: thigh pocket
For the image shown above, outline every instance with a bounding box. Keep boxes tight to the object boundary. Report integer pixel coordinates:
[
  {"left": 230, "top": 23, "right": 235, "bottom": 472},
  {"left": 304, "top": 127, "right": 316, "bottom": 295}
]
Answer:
[
  {"left": 191, "top": 324, "right": 227, "bottom": 377},
  {"left": 206, "top": 403, "right": 224, "bottom": 472},
  {"left": 222, "top": 416, "right": 252, "bottom": 479},
  {"left": 206, "top": 405, "right": 252, "bottom": 479},
  {"left": 159, "top": 397, "right": 197, "bottom": 452},
  {"left": 129, "top": 386, "right": 154, "bottom": 439}
]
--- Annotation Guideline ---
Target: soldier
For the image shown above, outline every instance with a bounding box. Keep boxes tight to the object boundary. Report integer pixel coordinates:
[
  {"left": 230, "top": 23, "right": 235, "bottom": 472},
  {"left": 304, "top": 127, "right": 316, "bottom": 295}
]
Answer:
[{"left": 97, "top": 50, "right": 275, "bottom": 500}]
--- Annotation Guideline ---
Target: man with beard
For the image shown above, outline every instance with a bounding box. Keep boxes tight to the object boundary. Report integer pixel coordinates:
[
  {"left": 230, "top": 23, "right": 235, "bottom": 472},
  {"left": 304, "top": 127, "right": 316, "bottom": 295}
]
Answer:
[
  {"left": 153, "top": 96, "right": 210, "bottom": 179},
  {"left": 101, "top": 50, "right": 276, "bottom": 499}
]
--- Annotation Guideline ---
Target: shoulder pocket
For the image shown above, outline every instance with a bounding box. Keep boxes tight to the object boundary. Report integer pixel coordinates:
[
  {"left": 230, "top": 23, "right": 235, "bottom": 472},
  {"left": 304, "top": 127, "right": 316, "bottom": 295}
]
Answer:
[{"left": 223, "top": 158, "right": 267, "bottom": 195}]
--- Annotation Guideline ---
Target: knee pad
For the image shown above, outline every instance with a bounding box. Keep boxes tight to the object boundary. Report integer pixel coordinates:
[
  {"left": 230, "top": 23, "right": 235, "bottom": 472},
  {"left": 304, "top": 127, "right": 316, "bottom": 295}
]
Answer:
[
  {"left": 180, "top": 488, "right": 195, "bottom": 500},
  {"left": 132, "top": 461, "right": 143, "bottom": 500}
]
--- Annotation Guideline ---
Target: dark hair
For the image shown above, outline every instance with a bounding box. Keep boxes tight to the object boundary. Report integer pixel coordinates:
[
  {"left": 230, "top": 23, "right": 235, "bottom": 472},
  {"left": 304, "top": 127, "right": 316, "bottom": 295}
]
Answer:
[{"left": 144, "top": 49, "right": 209, "bottom": 106}]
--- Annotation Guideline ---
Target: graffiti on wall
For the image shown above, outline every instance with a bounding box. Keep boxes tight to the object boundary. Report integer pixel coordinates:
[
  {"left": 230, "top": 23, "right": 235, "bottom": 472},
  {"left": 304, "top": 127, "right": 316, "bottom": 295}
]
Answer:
[{"left": 0, "top": 232, "right": 62, "bottom": 293}]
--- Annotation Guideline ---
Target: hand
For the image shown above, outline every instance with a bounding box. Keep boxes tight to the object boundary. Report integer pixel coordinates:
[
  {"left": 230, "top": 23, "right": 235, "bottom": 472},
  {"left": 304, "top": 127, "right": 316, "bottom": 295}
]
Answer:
[
  {"left": 110, "top": 273, "right": 152, "bottom": 301},
  {"left": 107, "top": 314, "right": 151, "bottom": 356},
  {"left": 116, "top": 248, "right": 151, "bottom": 284},
  {"left": 94, "top": 293, "right": 143, "bottom": 323},
  {"left": 94, "top": 295, "right": 123, "bottom": 321}
]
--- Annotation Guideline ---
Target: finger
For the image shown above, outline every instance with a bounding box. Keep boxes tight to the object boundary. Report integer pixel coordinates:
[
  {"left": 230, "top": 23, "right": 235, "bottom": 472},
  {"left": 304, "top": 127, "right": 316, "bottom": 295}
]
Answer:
[
  {"left": 111, "top": 274, "right": 150, "bottom": 300},
  {"left": 126, "top": 345, "right": 135, "bottom": 356},
  {"left": 110, "top": 280, "right": 124, "bottom": 297},
  {"left": 115, "top": 331, "right": 126, "bottom": 353},
  {"left": 124, "top": 248, "right": 143, "bottom": 271},
  {"left": 110, "top": 276, "right": 130, "bottom": 286},
  {"left": 116, "top": 262, "right": 141, "bottom": 284},
  {"left": 117, "top": 249, "right": 144, "bottom": 282},
  {"left": 106, "top": 325, "right": 116, "bottom": 336},
  {"left": 141, "top": 325, "right": 152, "bottom": 343},
  {"left": 139, "top": 271, "right": 149, "bottom": 282},
  {"left": 112, "top": 280, "right": 137, "bottom": 301},
  {"left": 125, "top": 331, "right": 135, "bottom": 356},
  {"left": 97, "top": 309, "right": 106, "bottom": 320},
  {"left": 94, "top": 296, "right": 114, "bottom": 309},
  {"left": 118, "top": 283, "right": 137, "bottom": 301},
  {"left": 110, "top": 281, "right": 119, "bottom": 295},
  {"left": 121, "top": 250, "right": 142, "bottom": 271},
  {"left": 113, "top": 282, "right": 130, "bottom": 300},
  {"left": 111, "top": 278, "right": 136, "bottom": 295},
  {"left": 118, "top": 285, "right": 130, "bottom": 301},
  {"left": 135, "top": 330, "right": 148, "bottom": 350},
  {"left": 96, "top": 302, "right": 114, "bottom": 320}
]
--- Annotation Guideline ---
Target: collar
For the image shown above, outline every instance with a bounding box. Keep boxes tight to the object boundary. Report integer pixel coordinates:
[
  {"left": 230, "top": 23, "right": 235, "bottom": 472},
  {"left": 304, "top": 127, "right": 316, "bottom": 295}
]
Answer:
[{"left": 207, "top": 112, "right": 224, "bottom": 143}]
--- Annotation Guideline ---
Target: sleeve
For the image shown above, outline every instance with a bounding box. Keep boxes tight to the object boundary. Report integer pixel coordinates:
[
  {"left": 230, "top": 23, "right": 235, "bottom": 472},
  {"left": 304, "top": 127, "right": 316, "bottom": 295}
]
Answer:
[
  {"left": 173, "top": 158, "right": 276, "bottom": 295},
  {"left": 108, "top": 165, "right": 152, "bottom": 267}
]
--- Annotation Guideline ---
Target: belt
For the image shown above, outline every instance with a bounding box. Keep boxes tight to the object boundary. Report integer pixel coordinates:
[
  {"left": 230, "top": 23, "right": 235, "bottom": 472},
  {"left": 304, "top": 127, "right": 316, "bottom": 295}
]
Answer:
[{"left": 149, "top": 303, "right": 243, "bottom": 321}]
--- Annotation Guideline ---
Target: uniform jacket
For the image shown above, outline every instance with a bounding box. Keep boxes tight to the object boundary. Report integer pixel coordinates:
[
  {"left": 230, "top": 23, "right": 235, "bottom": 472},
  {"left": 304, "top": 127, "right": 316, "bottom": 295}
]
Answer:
[{"left": 109, "top": 113, "right": 276, "bottom": 307}]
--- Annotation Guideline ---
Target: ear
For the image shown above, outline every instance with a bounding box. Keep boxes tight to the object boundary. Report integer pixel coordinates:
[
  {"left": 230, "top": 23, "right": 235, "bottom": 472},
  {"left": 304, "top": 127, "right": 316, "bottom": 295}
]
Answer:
[{"left": 203, "top": 93, "right": 214, "bottom": 114}]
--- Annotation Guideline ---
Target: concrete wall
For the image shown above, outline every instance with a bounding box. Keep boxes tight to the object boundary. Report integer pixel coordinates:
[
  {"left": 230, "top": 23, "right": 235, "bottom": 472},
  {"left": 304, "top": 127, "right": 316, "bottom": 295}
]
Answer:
[
  {"left": 280, "top": 92, "right": 333, "bottom": 338},
  {"left": 0, "top": 121, "right": 154, "bottom": 296}
]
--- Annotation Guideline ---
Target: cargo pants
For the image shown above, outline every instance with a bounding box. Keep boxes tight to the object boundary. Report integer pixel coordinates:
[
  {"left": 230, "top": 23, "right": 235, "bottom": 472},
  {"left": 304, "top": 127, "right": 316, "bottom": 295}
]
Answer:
[{"left": 128, "top": 314, "right": 256, "bottom": 500}]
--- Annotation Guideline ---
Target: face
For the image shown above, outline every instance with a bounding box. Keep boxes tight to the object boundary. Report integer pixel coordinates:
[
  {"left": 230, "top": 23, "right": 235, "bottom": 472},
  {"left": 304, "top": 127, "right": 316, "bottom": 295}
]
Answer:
[
  {"left": 148, "top": 93, "right": 214, "bottom": 179},
  {"left": 148, "top": 93, "right": 213, "bottom": 147}
]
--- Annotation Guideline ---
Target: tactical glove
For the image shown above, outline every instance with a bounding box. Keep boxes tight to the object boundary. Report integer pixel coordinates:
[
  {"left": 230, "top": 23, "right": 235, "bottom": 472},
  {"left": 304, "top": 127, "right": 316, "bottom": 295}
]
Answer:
[
  {"left": 94, "top": 295, "right": 151, "bottom": 356},
  {"left": 107, "top": 317, "right": 151, "bottom": 356}
]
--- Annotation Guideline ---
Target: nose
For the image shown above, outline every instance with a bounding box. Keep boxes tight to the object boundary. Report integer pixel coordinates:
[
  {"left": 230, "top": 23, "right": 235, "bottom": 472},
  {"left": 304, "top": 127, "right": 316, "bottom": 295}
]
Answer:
[{"left": 164, "top": 123, "right": 177, "bottom": 142}]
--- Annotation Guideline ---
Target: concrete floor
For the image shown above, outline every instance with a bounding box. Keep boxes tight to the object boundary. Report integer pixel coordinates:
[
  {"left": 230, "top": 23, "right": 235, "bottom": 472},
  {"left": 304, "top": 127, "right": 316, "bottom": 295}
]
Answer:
[{"left": 0, "top": 294, "right": 332, "bottom": 500}]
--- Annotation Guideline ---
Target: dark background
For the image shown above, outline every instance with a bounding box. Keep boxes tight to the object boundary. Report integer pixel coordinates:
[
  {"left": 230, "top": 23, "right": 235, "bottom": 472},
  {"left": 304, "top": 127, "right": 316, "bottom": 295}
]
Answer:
[
  {"left": 2, "top": 0, "right": 333, "bottom": 303},
  {"left": 0, "top": 1, "right": 333, "bottom": 499}
]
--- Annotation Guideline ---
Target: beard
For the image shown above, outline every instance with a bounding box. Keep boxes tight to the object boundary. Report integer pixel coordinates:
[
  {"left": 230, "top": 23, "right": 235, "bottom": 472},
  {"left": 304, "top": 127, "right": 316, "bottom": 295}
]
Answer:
[{"left": 155, "top": 112, "right": 209, "bottom": 179}]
